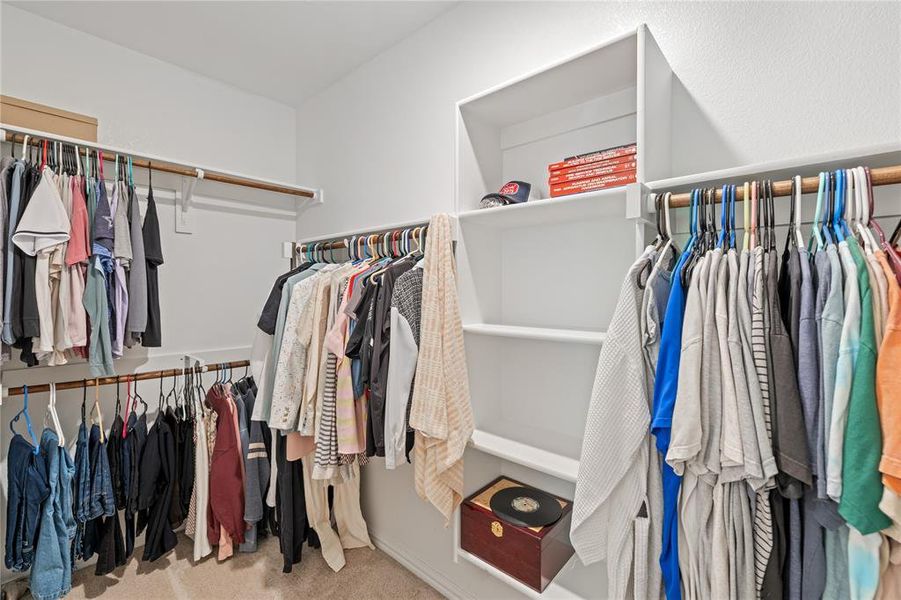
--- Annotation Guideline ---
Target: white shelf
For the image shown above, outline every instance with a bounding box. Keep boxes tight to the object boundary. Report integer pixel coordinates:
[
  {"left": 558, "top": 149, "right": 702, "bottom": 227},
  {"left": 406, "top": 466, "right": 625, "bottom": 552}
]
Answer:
[
  {"left": 464, "top": 323, "right": 606, "bottom": 345},
  {"left": 456, "top": 547, "right": 584, "bottom": 600},
  {"left": 468, "top": 429, "right": 580, "bottom": 483},
  {"left": 457, "top": 184, "right": 632, "bottom": 228},
  {"left": 646, "top": 142, "right": 901, "bottom": 194}
]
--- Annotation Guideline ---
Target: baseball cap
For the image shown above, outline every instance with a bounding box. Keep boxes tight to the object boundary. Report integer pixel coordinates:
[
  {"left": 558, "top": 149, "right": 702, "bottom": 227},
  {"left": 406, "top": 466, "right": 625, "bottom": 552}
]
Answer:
[{"left": 479, "top": 181, "right": 532, "bottom": 209}]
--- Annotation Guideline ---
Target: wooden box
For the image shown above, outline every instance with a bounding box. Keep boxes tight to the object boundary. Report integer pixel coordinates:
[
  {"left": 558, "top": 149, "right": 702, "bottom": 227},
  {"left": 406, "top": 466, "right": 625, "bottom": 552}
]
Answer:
[
  {"left": 460, "top": 476, "right": 574, "bottom": 593},
  {"left": 0, "top": 95, "right": 97, "bottom": 142}
]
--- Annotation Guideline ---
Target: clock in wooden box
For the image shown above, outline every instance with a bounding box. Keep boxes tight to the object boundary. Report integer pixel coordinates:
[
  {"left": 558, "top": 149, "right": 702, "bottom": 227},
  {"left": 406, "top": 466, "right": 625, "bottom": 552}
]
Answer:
[{"left": 460, "top": 476, "right": 574, "bottom": 593}]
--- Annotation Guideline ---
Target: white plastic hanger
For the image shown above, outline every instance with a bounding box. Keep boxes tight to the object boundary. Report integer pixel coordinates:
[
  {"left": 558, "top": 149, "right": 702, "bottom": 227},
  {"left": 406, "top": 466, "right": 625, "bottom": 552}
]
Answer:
[
  {"left": 90, "top": 379, "right": 105, "bottom": 443},
  {"left": 48, "top": 383, "right": 65, "bottom": 447},
  {"left": 812, "top": 172, "right": 826, "bottom": 250},
  {"left": 854, "top": 166, "right": 878, "bottom": 254},
  {"left": 20, "top": 135, "right": 30, "bottom": 160},
  {"left": 793, "top": 176, "right": 805, "bottom": 249}
]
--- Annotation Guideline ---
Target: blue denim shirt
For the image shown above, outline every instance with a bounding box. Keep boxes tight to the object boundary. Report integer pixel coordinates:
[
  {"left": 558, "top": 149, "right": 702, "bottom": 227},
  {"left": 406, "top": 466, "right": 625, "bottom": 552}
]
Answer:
[
  {"left": 30, "top": 429, "right": 76, "bottom": 600},
  {"left": 4, "top": 434, "right": 49, "bottom": 571}
]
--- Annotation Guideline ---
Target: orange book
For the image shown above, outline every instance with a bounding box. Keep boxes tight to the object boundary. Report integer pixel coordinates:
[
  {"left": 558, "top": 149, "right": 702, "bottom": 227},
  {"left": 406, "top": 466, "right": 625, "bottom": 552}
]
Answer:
[
  {"left": 549, "top": 153, "right": 637, "bottom": 177},
  {"left": 548, "top": 160, "right": 636, "bottom": 185},
  {"left": 549, "top": 171, "right": 636, "bottom": 197},
  {"left": 548, "top": 144, "right": 636, "bottom": 172}
]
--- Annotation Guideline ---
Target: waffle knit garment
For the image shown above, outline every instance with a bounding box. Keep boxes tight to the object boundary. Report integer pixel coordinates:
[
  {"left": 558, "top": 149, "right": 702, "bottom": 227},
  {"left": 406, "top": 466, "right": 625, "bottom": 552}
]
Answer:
[{"left": 409, "top": 213, "right": 473, "bottom": 524}]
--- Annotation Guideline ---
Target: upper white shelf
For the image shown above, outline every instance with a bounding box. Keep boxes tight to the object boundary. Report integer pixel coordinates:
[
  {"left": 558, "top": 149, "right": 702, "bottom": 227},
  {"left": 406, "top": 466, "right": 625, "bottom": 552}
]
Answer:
[
  {"left": 458, "top": 30, "right": 638, "bottom": 129},
  {"left": 646, "top": 142, "right": 901, "bottom": 194},
  {"left": 455, "top": 24, "right": 673, "bottom": 212},
  {"left": 457, "top": 184, "right": 632, "bottom": 228},
  {"left": 468, "top": 428, "right": 580, "bottom": 483},
  {"left": 464, "top": 323, "right": 606, "bottom": 345}
]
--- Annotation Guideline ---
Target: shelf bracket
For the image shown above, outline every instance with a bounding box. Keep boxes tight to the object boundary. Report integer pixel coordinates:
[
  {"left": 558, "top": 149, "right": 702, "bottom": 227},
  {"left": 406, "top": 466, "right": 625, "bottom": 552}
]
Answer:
[{"left": 176, "top": 168, "right": 204, "bottom": 234}]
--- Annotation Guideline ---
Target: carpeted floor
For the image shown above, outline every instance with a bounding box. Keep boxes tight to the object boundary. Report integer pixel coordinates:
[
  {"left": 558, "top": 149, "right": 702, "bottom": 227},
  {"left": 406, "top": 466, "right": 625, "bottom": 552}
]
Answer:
[{"left": 11, "top": 536, "right": 442, "bottom": 600}]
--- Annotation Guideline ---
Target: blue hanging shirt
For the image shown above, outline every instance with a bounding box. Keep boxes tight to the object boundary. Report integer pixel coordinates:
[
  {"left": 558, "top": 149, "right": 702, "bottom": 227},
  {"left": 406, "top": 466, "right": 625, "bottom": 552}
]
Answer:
[{"left": 651, "top": 247, "right": 692, "bottom": 600}]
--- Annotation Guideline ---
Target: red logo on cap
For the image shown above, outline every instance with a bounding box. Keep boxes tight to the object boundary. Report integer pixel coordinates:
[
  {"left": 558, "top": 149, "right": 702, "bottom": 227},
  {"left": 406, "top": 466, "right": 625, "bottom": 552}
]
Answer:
[{"left": 499, "top": 182, "right": 519, "bottom": 195}]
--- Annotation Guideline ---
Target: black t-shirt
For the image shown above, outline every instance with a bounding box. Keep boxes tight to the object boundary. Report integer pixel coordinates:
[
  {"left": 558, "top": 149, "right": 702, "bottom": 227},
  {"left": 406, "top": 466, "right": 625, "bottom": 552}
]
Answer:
[
  {"left": 257, "top": 263, "right": 312, "bottom": 334},
  {"left": 13, "top": 165, "right": 41, "bottom": 365},
  {"left": 142, "top": 185, "right": 164, "bottom": 347}
]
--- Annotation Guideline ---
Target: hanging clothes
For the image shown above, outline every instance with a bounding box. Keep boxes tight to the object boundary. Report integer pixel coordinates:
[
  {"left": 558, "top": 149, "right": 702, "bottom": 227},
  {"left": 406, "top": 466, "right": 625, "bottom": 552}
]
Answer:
[
  {"left": 142, "top": 175, "right": 163, "bottom": 347},
  {"left": 137, "top": 412, "right": 177, "bottom": 562},
  {"left": 409, "top": 213, "right": 473, "bottom": 523},
  {"left": 206, "top": 383, "right": 246, "bottom": 557},
  {"left": 571, "top": 245, "right": 660, "bottom": 598},
  {"left": 383, "top": 264, "right": 423, "bottom": 469}
]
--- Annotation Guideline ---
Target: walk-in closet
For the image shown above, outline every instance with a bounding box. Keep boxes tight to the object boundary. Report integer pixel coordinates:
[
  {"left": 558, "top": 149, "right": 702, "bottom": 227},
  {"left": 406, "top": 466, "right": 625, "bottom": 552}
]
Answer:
[{"left": 1, "top": 2, "right": 900, "bottom": 599}]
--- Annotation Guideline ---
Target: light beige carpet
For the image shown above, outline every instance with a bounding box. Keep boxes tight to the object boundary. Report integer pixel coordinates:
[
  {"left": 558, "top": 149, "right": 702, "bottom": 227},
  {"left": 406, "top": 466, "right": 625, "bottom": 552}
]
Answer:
[{"left": 17, "top": 536, "right": 443, "bottom": 600}]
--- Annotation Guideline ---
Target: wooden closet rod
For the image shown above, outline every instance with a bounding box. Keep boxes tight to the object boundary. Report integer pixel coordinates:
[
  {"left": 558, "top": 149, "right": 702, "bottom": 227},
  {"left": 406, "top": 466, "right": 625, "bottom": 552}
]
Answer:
[
  {"left": 296, "top": 223, "right": 430, "bottom": 252},
  {"left": 4, "top": 360, "right": 250, "bottom": 397},
  {"left": 662, "top": 164, "right": 901, "bottom": 208},
  {"left": 1, "top": 126, "right": 316, "bottom": 199}
]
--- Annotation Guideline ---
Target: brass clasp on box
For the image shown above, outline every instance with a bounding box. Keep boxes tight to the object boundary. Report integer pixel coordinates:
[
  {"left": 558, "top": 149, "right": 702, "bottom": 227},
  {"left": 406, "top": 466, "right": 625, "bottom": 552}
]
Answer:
[{"left": 491, "top": 521, "right": 503, "bottom": 538}]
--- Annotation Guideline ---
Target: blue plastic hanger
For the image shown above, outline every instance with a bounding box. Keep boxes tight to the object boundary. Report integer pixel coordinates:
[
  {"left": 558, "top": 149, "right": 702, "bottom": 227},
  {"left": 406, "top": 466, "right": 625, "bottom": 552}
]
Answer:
[
  {"left": 833, "top": 170, "right": 846, "bottom": 243},
  {"left": 717, "top": 185, "right": 728, "bottom": 249},
  {"left": 9, "top": 385, "right": 40, "bottom": 453},
  {"left": 728, "top": 185, "right": 737, "bottom": 249}
]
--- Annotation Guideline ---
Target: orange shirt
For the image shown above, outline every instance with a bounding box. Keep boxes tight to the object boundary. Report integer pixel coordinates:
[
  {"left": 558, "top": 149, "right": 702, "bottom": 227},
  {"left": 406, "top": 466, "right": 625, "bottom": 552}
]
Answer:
[{"left": 876, "top": 250, "right": 901, "bottom": 493}]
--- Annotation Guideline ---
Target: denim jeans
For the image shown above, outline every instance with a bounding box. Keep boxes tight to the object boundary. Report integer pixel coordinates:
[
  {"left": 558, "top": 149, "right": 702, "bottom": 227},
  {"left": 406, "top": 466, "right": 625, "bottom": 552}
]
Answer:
[
  {"left": 87, "top": 424, "right": 115, "bottom": 520},
  {"left": 30, "top": 429, "right": 74, "bottom": 600},
  {"left": 73, "top": 422, "right": 91, "bottom": 523},
  {"left": 4, "top": 434, "right": 49, "bottom": 571}
]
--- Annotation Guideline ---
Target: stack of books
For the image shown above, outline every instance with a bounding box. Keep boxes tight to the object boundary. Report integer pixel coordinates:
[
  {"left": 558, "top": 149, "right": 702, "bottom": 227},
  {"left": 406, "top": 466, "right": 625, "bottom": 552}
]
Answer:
[{"left": 547, "top": 143, "right": 637, "bottom": 198}]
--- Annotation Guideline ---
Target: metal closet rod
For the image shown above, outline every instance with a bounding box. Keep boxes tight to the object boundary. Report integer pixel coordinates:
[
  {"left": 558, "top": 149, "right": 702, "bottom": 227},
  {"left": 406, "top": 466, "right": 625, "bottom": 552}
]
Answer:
[
  {"left": 296, "top": 223, "right": 430, "bottom": 252},
  {"left": 1, "top": 125, "right": 316, "bottom": 199},
  {"left": 4, "top": 359, "right": 250, "bottom": 397},
  {"left": 662, "top": 164, "right": 901, "bottom": 208}
]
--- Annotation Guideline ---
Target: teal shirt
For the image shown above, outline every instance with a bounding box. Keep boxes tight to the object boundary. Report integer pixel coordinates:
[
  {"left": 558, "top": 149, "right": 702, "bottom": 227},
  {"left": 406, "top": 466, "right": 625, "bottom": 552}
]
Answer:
[{"left": 838, "top": 238, "right": 890, "bottom": 533}]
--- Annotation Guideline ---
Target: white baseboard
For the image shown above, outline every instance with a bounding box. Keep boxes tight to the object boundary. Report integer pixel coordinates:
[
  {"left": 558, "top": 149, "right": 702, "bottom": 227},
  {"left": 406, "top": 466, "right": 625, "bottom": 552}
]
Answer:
[{"left": 371, "top": 534, "right": 471, "bottom": 600}]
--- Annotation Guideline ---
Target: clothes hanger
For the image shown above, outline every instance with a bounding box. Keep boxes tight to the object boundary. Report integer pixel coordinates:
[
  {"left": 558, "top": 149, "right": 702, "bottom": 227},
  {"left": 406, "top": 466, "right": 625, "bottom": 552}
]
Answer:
[
  {"left": 788, "top": 176, "right": 804, "bottom": 250},
  {"left": 115, "top": 376, "right": 123, "bottom": 420},
  {"left": 91, "top": 379, "right": 105, "bottom": 443},
  {"left": 134, "top": 378, "right": 148, "bottom": 416},
  {"left": 158, "top": 372, "right": 167, "bottom": 413},
  {"left": 651, "top": 192, "right": 676, "bottom": 273},
  {"left": 767, "top": 180, "right": 776, "bottom": 251},
  {"left": 47, "top": 382, "right": 65, "bottom": 447},
  {"left": 811, "top": 172, "right": 826, "bottom": 250},
  {"left": 729, "top": 185, "right": 737, "bottom": 249},
  {"left": 832, "top": 170, "right": 846, "bottom": 243},
  {"left": 717, "top": 185, "right": 728, "bottom": 249},
  {"left": 861, "top": 167, "right": 887, "bottom": 246},
  {"left": 852, "top": 167, "right": 877, "bottom": 255},
  {"left": 81, "top": 379, "right": 88, "bottom": 428},
  {"left": 749, "top": 181, "right": 758, "bottom": 249},
  {"left": 10, "top": 385, "right": 40, "bottom": 453},
  {"left": 824, "top": 172, "right": 836, "bottom": 246},
  {"left": 119, "top": 377, "right": 130, "bottom": 439},
  {"left": 680, "top": 188, "right": 701, "bottom": 288}
]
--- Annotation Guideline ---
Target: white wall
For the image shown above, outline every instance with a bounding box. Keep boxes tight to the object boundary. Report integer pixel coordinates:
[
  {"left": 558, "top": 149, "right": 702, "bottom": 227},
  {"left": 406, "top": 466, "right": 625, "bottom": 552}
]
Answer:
[
  {"left": 0, "top": 6, "right": 299, "bottom": 583},
  {"left": 293, "top": 2, "right": 901, "bottom": 598},
  {"left": 0, "top": 5, "right": 296, "bottom": 181},
  {"left": 295, "top": 0, "right": 900, "bottom": 238}
]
